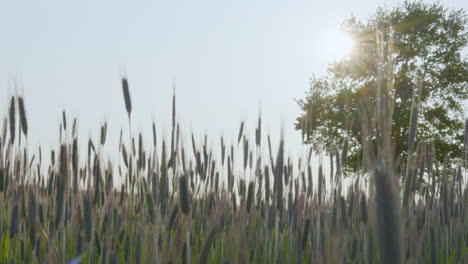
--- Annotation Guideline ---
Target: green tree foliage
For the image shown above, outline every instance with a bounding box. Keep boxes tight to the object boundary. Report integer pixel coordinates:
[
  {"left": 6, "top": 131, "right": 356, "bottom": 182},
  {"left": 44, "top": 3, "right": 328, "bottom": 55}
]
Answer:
[{"left": 295, "top": 1, "right": 468, "bottom": 170}]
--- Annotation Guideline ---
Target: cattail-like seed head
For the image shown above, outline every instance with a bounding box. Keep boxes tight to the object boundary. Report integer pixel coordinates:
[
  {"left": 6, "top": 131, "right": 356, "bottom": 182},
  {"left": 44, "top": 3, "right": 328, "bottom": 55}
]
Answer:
[
  {"left": 9, "top": 96, "right": 16, "bottom": 144},
  {"left": 374, "top": 168, "right": 401, "bottom": 264},
  {"left": 179, "top": 174, "right": 191, "bottom": 216},
  {"left": 28, "top": 191, "right": 36, "bottom": 242},
  {"left": 17, "top": 97, "right": 28, "bottom": 137},
  {"left": 168, "top": 204, "right": 179, "bottom": 230},
  {"left": 146, "top": 193, "right": 155, "bottom": 223},
  {"left": 237, "top": 121, "right": 244, "bottom": 144},
  {"left": 342, "top": 137, "right": 348, "bottom": 163},
  {"left": 62, "top": 110, "right": 67, "bottom": 131},
  {"left": 307, "top": 165, "right": 313, "bottom": 197},
  {"left": 264, "top": 166, "right": 270, "bottom": 203},
  {"left": 152, "top": 122, "right": 157, "bottom": 147},
  {"left": 138, "top": 133, "right": 143, "bottom": 169},
  {"left": 227, "top": 158, "right": 233, "bottom": 193},
  {"left": 83, "top": 195, "right": 92, "bottom": 241},
  {"left": 72, "top": 138, "right": 78, "bottom": 172},
  {"left": 231, "top": 192, "right": 237, "bottom": 212},
  {"left": 246, "top": 181, "right": 255, "bottom": 213},
  {"left": 51, "top": 150, "right": 56, "bottom": 166},
  {"left": 100, "top": 123, "right": 107, "bottom": 145},
  {"left": 9, "top": 202, "right": 19, "bottom": 238},
  {"left": 59, "top": 144, "right": 68, "bottom": 178},
  {"left": 159, "top": 141, "right": 168, "bottom": 207},
  {"left": 348, "top": 192, "right": 355, "bottom": 218},
  {"left": 72, "top": 118, "right": 77, "bottom": 137},
  {"left": 318, "top": 164, "right": 324, "bottom": 205},
  {"left": 275, "top": 138, "right": 284, "bottom": 210},
  {"left": 243, "top": 138, "right": 248, "bottom": 170},
  {"left": 172, "top": 92, "right": 176, "bottom": 128},
  {"left": 93, "top": 156, "right": 101, "bottom": 204},
  {"left": 335, "top": 148, "right": 341, "bottom": 181},
  {"left": 256, "top": 115, "right": 262, "bottom": 147},
  {"left": 220, "top": 136, "right": 225, "bottom": 165},
  {"left": 122, "top": 77, "right": 132, "bottom": 116},
  {"left": 238, "top": 179, "right": 246, "bottom": 200},
  {"left": 360, "top": 194, "right": 368, "bottom": 223},
  {"left": 122, "top": 145, "right": 129, "bottom": 168},
  {"left": 87, "top": 139, "right": 92, "bottom": 161}
]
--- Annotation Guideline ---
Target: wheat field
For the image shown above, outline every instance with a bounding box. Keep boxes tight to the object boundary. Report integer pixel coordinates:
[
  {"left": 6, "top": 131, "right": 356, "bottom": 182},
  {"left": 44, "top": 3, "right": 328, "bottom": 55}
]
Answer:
[{"left": 0, "top": 28, "right": 467, "bottom": 263}]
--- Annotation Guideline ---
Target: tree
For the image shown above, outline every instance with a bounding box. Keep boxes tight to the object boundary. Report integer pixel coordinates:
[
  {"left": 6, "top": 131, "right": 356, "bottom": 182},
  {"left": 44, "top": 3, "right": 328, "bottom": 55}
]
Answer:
[{"left": 295, "top": 1, "right": 468, "bottom": 170}]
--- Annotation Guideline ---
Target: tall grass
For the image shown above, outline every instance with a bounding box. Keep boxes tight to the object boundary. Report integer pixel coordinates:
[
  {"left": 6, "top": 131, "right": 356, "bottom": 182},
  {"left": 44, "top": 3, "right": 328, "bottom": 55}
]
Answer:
[{"left": 0, "top": 29, "right": 466, "bottom": 263}]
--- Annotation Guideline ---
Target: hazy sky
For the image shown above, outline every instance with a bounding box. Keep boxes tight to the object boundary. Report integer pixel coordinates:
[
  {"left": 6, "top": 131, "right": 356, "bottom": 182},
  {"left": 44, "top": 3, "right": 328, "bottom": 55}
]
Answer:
[{"left": 1, "top": 0, "right": 467, "bottom": 159}]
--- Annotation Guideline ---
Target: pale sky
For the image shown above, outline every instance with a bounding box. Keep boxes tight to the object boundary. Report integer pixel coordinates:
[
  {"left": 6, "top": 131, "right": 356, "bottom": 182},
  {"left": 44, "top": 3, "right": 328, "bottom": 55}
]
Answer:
[{"left": 1, "top": 0, "right": 467, "bottom": 161}]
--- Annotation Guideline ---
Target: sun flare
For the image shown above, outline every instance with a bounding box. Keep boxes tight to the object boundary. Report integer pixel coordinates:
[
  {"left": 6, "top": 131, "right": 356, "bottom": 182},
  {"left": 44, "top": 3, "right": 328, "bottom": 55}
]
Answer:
[{"left": 323, "top": 30, "right": 355, "bottom": 60}]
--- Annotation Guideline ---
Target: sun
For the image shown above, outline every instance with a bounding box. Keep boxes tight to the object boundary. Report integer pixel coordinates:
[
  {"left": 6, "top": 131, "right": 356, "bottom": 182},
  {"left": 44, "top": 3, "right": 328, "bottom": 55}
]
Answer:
[{"left": 322, "top": 29, "right": 355, "bottom": 61}]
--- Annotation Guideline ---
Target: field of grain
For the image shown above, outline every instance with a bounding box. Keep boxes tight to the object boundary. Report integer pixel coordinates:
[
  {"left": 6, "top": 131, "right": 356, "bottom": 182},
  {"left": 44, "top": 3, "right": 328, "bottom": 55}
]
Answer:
[{"left": 0, "top": 33, "right": 467, "bottom": 264}]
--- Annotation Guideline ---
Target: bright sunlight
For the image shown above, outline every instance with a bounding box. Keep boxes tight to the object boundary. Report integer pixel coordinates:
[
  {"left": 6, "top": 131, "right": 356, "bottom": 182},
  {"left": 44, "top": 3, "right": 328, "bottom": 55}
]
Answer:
[{"left": 321, "top": 29, "right": 355, "bottom": 60}]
